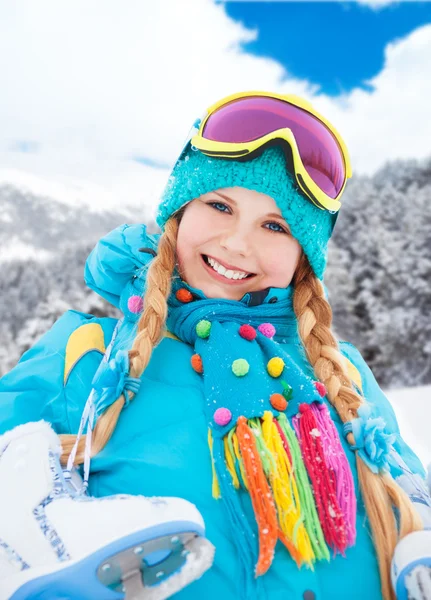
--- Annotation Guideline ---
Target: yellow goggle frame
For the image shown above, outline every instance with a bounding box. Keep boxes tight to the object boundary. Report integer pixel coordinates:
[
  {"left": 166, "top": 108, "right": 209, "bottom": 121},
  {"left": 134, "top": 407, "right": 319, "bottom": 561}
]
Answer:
[{"left": 189, "top": 90, "right": 352, "bottom": 214}]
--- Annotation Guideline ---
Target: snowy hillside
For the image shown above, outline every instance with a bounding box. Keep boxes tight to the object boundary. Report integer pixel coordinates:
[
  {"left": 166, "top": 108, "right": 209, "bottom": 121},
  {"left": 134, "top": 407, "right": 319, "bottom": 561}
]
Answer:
[
  {"left": 387, "top": 384, "right": 431, "bottom": 469},
  {"left": 0, "top": 182, "right": 156, "bottom": 263}
]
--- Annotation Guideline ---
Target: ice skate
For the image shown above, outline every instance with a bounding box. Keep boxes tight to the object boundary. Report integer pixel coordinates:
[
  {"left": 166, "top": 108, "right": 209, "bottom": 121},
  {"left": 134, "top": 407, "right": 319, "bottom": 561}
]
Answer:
[
  {"left": 0, "top": 422, "right": 215, "bottom": 600},
  {"left": 391, "top": 530, "right": 431, "bottom": 600}
]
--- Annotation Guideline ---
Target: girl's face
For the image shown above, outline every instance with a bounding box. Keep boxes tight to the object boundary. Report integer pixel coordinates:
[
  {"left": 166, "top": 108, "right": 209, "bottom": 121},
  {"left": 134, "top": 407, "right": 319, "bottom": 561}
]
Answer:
[{"left": 175, "top": 187, "right": 302, "bottom": 301}]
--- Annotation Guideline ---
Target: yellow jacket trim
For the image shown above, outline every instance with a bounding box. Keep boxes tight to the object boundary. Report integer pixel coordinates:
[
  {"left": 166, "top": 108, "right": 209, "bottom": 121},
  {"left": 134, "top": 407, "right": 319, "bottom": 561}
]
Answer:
[
  {"left": 164, "top": 330, "right": 181, "bottom": 342},
  {"left": 345, "top": 359, "right": 363, "bottom": 394},
  {"left": 64, "top": 323, "right": 106, "bottom": 385}
]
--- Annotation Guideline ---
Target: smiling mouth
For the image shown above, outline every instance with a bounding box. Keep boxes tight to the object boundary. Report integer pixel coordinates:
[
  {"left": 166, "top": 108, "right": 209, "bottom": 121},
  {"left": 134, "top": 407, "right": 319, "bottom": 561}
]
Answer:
[{"left": 201, "top": 254, "right": 256, "bottom": 279}]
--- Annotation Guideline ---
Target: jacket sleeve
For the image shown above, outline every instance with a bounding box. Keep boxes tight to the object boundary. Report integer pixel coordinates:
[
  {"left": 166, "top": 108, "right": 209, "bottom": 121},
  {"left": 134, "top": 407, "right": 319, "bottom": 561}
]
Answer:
[
  {"left": 339, "top": 341, "right": 427, "bottom": 480},
  {"left": 84, "top": 223, "right": 159, "bottom": 308},
  {"left": 0, "top": 310, "right": 96, "bottom": 436}
]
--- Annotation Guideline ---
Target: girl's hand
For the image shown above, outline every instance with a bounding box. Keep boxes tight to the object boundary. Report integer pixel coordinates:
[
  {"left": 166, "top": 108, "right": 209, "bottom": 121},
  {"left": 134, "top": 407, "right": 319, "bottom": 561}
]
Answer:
[{"left": 391, "top": 530, "right": 431, "bottom": 599}]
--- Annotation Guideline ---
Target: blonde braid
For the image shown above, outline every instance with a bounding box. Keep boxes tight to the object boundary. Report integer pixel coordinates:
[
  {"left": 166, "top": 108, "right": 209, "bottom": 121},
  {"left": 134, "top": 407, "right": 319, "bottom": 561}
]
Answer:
[
  {"left": 292, "top": 252, "right": 423, "bottom": 600},
  {"left": 59, "top": 216, "right": 179, "bottom": 465}
]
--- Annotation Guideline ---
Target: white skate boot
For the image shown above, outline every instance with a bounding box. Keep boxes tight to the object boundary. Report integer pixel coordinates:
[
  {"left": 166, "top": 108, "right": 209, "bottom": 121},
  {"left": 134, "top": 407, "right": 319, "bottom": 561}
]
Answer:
[
  {"left": 0, "top": 422, "right": 215, "bottom": 600},
  {"left": 391, "top": 530, "right": 431, "bottom": 600}
]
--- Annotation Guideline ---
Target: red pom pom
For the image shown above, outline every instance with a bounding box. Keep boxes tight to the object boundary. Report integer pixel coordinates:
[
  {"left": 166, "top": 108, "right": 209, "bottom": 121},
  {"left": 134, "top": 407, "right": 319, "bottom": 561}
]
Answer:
[
  {"left": 299, "top": 403, "right": 310, "bottom": 413},
  {"left": 315, "top": 381, "right": 327, "bottom": 397},
  {"left": 239, "top": 324, "right": 257, "bottom": 341},
  {"left": 191, "top": 354, "right": 203, "bottom": 373},
  {"left": 176, "top": 288, "right": 194, "bottom": 303}
]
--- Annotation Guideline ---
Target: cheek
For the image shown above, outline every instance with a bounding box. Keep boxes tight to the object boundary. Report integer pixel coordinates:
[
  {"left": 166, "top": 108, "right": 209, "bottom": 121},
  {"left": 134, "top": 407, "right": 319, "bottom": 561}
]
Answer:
[
  {"left": 262, "top": 239, "right": 302, "bottom": 277},
  {"left": 176, "top": 210, "right": 207, "bottom": 266},
  {"left": 176, "top": 227, "right": 193, "bottom": 270}
]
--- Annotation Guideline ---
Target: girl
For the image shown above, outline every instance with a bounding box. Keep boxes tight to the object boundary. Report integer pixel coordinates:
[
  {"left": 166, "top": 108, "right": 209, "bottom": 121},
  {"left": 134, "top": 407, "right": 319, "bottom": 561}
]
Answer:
[{"left": 1, "top": 91, "right": 430, "bottom": 600}]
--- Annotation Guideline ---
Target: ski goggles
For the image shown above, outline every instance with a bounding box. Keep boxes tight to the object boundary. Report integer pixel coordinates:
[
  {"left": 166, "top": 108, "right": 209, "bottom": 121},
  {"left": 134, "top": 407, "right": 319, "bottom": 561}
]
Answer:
[{"left": 184, "top": 91, "right": 352, "bottom": 214}]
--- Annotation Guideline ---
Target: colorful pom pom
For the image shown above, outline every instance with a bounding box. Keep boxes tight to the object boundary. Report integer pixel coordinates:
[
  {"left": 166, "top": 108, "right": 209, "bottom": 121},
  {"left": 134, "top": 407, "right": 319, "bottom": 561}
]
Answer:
[
  {"left": 214, "top": 407, "right": 232, "bottom": 426},
  {"left": 258, "top": 323, "right": 276, "bottom": 338},
  {"left": 315, "top": 381, "right": 327, "bottom": 397},
  {"left": 127, "top": 295, "right": 143, "bottom": 314},
  {"left": 270, "top": 393, "right": 288, "bottom": 412},
  {"left": 191, "top": 354, "right": 203, "bottom": 374},
  {"left": 280, "top": 380, "right": 294, "bottom": 401},
  {"left": 267, "top": 357, "right": 285, "bottom": 378},
  {"left": 232, "top": 358, "right": 250, "bottom": 377},
  {"left": 196, "top": 320, "right": 211, "bottom": 338},
  {"left": 239, "top": 324, "right": 257, "bottom": 341},
  {"left": 176, "top": 288, "right": 194, "bottom": 303},
  {"left": 299, "top": 403, "right": 310, "bottom": 414}
]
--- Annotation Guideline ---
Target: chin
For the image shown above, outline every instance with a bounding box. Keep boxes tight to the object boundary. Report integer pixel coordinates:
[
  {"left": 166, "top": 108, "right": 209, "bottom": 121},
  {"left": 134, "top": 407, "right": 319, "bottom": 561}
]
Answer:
[
  {"left": 203, "top": 283, "right": 237, "bottom": 300},
  {"left": 201, "top": 282, "right": 245, "bottom": 301}
]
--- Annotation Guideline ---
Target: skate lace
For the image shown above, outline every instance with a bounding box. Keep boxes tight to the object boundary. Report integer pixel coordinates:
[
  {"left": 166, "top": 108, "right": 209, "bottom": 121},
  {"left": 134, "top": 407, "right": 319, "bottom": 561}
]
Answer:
[{"left": 63, "top": 318, "right": 123, "bottom": 494}]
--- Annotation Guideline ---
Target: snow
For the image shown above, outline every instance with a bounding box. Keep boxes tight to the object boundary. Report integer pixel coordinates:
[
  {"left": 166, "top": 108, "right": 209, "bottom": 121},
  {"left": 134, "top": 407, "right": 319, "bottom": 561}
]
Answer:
[
  {"left": 0, "top": 159, "right": 168, "bottom": 219},
  {"left": 0, "top": 237, "right": 52, "bottom": 262},
  {"left": 385, "top": 384, "right": 431, "bottom": 469}
]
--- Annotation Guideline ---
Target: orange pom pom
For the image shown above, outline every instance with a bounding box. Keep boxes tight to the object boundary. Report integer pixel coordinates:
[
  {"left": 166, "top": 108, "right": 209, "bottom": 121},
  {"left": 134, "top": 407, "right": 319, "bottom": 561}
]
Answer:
[
  {"left": 191, "top": 353, "right": 203, "bottom": 374},
  {"left": 269, "top": 393, "right": 288, "bottom": 412},
  {"left": 176, "top": 288, "right": 194, "bottom": 303}
]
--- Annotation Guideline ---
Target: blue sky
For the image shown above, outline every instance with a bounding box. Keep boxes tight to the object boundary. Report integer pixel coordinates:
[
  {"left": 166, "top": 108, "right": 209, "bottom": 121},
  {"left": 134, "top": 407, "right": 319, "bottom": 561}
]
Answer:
[{"left": 223, "top": 2, "right": 431, "bottom": 95}]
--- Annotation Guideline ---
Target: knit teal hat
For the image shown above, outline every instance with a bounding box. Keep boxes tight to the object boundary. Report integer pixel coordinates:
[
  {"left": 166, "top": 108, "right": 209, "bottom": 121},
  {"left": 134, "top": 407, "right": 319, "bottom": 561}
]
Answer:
[{"left": 156, "top": 144, "right": 338, "bottom": 281}]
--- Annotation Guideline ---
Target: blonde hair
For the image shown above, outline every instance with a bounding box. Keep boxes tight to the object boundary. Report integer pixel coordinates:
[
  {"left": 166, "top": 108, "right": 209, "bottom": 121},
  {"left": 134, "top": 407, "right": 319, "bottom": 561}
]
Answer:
[{"left": 60, "top": 214, "right": 423, "bottom": 600}]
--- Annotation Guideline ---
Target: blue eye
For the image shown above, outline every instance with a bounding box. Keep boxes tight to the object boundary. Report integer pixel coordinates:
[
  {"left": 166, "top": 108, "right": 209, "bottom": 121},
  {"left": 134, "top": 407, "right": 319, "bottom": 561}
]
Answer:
[
  {"left": 208, "top": 201, "right": 230, "bottom": 213},
  {"left": 265, "top": 222, "right": 288, "bottom": 234}
]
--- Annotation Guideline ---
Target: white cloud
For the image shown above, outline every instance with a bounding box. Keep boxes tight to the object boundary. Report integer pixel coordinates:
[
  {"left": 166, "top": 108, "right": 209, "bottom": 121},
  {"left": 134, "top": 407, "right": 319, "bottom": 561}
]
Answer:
[
  {"left": 355, "top": 0, "right": 401, "bottom": 8},
  {"left": 356, "top": 0, "right": 428, "bottom": 8},
  {"left": 0, "top": 0, "right": 430, "bottom": 215},
  {"left": 1, "top": 0, "right": 317, "bottom": 164}
]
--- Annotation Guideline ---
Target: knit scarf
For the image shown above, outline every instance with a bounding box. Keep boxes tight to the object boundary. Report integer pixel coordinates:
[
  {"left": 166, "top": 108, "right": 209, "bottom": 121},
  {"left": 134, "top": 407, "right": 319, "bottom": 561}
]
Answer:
[{"left": 166, "top": 274, "right": 357, "bottom": 599}]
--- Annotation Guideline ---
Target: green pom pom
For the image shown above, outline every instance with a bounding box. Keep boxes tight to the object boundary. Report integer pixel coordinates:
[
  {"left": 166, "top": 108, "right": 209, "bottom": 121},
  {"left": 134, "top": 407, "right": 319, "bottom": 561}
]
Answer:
[
  {"left": 281, "top": 379, "right": 293, "bottom": 400},
  {"left": 196, "top": 320, "right": 211, "bottom": 339},
  {"left": 232, "top": 358, "right": 250, "bottom": 377}
]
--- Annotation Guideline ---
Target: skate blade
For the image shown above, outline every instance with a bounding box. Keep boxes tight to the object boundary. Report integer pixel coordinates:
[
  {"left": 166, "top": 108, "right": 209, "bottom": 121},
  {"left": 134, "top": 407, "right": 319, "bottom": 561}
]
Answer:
[
  {"left": 97, "top": 531, "right": 215, "bottom": 600},
  {"left": 6, "top": 521, "right": 215, "bottom": 600}
]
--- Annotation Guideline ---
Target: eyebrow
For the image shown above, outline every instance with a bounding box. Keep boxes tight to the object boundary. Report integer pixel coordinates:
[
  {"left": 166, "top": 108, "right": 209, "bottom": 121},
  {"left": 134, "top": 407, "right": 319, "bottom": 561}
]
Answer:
[{"left": 213, "top": 191, "right": 290, "bottom": 225}]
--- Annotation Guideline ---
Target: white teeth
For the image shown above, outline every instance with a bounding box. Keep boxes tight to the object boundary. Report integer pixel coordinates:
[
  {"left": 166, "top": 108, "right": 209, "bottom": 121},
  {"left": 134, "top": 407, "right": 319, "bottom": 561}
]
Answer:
[{"left": 206, "top": 256, "right": 249, "bottom": 280}]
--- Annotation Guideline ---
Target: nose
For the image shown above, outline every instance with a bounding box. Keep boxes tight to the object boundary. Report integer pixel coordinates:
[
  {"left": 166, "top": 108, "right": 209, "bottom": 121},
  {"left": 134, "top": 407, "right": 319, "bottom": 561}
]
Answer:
[{"left": 219, "top": 227, "right": 252, "bottom": 257}]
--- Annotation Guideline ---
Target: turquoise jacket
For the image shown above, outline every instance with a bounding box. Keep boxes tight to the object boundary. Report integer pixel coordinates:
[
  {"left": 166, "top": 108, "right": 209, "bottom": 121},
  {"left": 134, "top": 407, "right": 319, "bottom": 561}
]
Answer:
[{"left": 0, "top": 224, "right": 427, "bottom": 600}]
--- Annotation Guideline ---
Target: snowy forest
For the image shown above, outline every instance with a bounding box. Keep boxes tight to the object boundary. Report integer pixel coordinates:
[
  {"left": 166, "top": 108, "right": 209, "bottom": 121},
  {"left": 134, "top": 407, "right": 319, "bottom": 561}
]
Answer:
[{"left": 1, "top": 154, "right": 430, "bottom": 390}]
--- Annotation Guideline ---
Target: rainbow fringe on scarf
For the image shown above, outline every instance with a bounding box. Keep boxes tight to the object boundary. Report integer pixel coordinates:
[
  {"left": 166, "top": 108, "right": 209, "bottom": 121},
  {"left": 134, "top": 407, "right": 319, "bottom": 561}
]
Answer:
[{"left": 208, "top": 401, "right": 357, "bottom": 577}]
